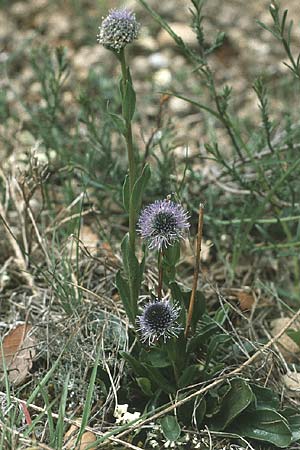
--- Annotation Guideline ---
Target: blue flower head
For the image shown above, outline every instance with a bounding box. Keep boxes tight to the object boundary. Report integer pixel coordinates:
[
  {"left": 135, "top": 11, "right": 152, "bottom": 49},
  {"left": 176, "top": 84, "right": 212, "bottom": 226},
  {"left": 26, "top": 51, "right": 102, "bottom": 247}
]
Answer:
[
  {"left": 97, "top": 8, "right": 140, "bottom": 52},
  {"left": 137, "top": 298, "right": 182, "bottom": 345},
  {"left": 137, "top": 199, "right": 190, "bottom": 250}
]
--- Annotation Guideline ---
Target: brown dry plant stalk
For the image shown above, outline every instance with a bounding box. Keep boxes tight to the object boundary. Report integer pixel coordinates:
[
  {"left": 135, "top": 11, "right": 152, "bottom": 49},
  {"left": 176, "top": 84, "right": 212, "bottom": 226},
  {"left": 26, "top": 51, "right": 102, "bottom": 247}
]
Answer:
[{"left": 185, "top": 203, "right": 205, "bottom": 337}]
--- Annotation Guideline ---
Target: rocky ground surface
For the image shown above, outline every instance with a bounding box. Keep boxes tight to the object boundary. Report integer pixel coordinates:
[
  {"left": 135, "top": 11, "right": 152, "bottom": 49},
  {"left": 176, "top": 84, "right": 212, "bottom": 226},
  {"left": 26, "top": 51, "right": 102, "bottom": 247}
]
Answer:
[{"left": 1, "top": 0, "right": 300, "bottom": 162}]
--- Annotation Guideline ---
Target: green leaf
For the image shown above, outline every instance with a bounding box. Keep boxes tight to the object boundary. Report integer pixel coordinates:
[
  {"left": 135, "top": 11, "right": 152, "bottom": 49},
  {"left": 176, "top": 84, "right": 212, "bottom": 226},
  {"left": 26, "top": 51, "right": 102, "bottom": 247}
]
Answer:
[
  {"left": 163, "top": 241, "right": 181, "bottom": 267},
  {"left": 214, "top": 305, "right": 229, "bottom": 324},
  {"left": 170, "top": 281, "right": 184, "bottom": 304},
  {"left": 122, "top": 75, "right": 136, "bottom": 122},
  {"left": 162, "top": 242, "right": 181, "bottom": 283},
  {"left": 250, "top": 384, "right": 280, "bottom": 410},
  {"left": 286, "top": 329, "right": 300, "bottom": 347},
  {"left": 136, "top": 377, "right": 153, "bottom": 397},
  {"left": 160, "top": 415, "right": 181, "bottom": 442},
  {"left": 145, "top": 389, "right": 163, "bottom": 414},
  {"left": 120, "top": 352, "right": 148, "bottom": 378},
  {"left": 205, "top": 333, "right": 232, "bottom": 366},
  {"left": 195, "top": 397, "right": 206, "bottom": 429},
  {"left": 163, "top": 263, "right": 176, "bottom": 283},
  {"left": 107, "top": 112, "right": 126, "bottom": 135},
  {"left": 143, "top": 348, "right": 171, "bottom": 368},
  {"left": 121, "top": 233, "right": 142, "bottom": 319},
  {"left": 115, "top": 271, "right": 135, "bottom": 324},
  {"left": 187, "top": 322, "right": 219, "bottom": 353},
  {"left": 178, "top": 365, "right": 200, "bottom": 388},
  {"left": 210, "top": 378, "right": 253, "bottom": 431},
  {"left": 206, "top": 384, "right": 231, "bottom": 418},
  {"left": 76, "top": 348, "right": 101, "bottom": 447},
  {"left": 281, "top": 408, "right": 300, "bottom": 442},
  {"left": 122, "top": 175, "right": 130, "bottom": 212},
  {"left": 230, "top": 409, "right": 292, "bottom": 448},
  {"left": 178, "top": 397, "right": 194, "bottom": 427},
  {"left": 256, "top": 20, "right": 281, "bottom": 40},
  {"left": 130, "top": 163, "right": 151, "bottom": 219},
  {"left": 143, "top": 365, "right": 175, "bottom": 393},
  {"left": 182, "top": 290, "right": 206, "bottom": 328}
]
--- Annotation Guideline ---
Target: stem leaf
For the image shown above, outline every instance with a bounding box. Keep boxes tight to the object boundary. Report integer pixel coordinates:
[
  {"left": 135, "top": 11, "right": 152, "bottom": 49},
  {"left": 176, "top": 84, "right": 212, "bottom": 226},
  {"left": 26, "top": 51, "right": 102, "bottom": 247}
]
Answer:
[
  {"left": 130, "top": 163, "right": 151, "bottom": 219},
  {"left": 122, "top": 75, "right": 136, "bottom": 122},
  {"left": 122, "top": 175, "right": 130, "bottom": 212},
  {"left": 160, "top": 415, "right": 181, "bottom": 442},
  {"left": 116, "top": 270, "right": 135, "bottom": 324}
]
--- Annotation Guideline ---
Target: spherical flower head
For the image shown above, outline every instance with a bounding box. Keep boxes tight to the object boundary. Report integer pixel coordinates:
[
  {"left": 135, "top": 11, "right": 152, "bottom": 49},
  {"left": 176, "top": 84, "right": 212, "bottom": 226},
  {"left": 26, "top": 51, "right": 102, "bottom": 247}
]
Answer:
[
  {"left": 97, "top": 8, "right": 140, "bottom": 53},
  {"left": 137, "top": 298, "right": 182, "bottom": 345},
  {"left": 137, "top": 199, "right": 190, "bottom": 250}
]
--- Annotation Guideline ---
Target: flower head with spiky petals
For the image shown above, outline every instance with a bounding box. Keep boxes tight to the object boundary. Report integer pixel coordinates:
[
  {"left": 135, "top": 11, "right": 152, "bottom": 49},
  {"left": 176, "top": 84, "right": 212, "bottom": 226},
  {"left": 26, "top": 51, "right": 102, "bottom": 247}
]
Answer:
[
  {"left": 137, "top": 199, "right": 190, "bottom": 250},
  {"left": 137, "top": 298, "right": 182, "bottom": 345},
  {"left": 97, "top": 8, "right": 140, "bottom": 53}
]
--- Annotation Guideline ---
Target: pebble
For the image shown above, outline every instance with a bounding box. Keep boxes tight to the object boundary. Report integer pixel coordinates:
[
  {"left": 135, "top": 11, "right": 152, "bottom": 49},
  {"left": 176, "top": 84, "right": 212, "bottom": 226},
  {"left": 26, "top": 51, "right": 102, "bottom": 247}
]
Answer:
[
  {"left": 73, "top": 45, "right": 108, "bottom": 79},
  {"left": 153, "top": 68, "right": 172, "bottom": 87},
  {"left": 148, "top": 52, "right": 169, "bottom": 69},
  {"left": 157, "top": 23, "right": 197, "bottom": 48},
  {"left": 137, "top": 35, "right": 158, "bottom": 52},
  {"left": 169, "top": 96, "right": 190, "bottom": 114},
  {"left": 282, "top": 372, "right": 300, "bottom": 396},
  {"left": 133, "top": 56, "right": 151, "bottom": 76}
]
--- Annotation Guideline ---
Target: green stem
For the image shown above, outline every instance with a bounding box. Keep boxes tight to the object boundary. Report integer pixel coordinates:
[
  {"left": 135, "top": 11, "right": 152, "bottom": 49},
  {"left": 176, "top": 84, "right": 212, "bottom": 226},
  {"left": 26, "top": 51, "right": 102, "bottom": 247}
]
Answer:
[
  {"left": 172, "top": 361, "right": 179, "bottom": 385},
  {"left": 157, "top": 249, "right": 163, "bottom": 298},
  {"left": 119, "top": 48, "right": 137, "bottom": 251}
]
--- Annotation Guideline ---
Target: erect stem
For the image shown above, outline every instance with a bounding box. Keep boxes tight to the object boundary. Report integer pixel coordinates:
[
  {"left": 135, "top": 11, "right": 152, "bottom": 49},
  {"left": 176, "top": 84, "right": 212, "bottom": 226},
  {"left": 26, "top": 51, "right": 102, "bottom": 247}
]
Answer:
[
  {"left": 157, "top": 249, "right": 163, "bottom": 298},
  {"left": 185, "top": 203, "right": 204, "bottom": 338},
  {"left": 119, "top": 48, "right": 137, "bottom": 251}
]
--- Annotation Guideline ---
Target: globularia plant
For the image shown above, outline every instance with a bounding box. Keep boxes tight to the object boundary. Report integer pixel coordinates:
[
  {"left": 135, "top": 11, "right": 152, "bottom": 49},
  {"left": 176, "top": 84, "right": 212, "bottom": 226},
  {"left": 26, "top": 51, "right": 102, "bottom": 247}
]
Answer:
[
  {"left": 97, "top": 8, "right": 140, "bottom": 53},
  {"left": 137, "top": 199, "right": 190, "bottom": 250},
  {"left": 137, "top": 298, "right": 182, "bottom": 345},
  {"left": 96, "top": 3, "right": 300, "bottom": 449}
]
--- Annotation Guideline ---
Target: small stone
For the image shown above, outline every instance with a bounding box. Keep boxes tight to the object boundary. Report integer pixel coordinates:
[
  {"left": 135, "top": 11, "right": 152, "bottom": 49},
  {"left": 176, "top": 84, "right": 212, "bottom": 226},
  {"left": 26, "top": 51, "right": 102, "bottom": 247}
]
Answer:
[
  {"left": 148, "top": 52, "right": 169, "bottom": 69},
  {"left": 169, "top": 97, "right": 190, "bottom": 114},
  {"left": 133, "top": 56, "right": 151, "bottom": 76},
  {"left": 157, "top": 23, "right": 197, "bottom": 48},
  {"left": 137, "top": 35, "right": 158, "bottom": 52},
  {"left": 73, "top": 45, "right": 107, "bottom": 79},
  {"left": 48, "top": 12, "right": 71, "bottom": 38},
  {"left": 153, "top": 68, "right": 172, "bottom": 87},
  {"left": 282, "top": 372, "right": 300, "bottom": 396}
]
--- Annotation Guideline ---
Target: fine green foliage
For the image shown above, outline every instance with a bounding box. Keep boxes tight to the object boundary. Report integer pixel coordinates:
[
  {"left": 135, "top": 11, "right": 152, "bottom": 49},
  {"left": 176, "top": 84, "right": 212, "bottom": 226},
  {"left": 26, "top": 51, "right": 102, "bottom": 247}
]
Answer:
[{"left": 139, "top": 0, "right": 300, "bottom": 288}]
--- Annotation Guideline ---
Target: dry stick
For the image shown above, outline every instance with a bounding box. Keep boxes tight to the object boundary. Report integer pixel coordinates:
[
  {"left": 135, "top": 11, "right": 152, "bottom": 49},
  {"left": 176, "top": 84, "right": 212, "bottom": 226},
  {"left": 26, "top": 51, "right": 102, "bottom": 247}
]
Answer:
[
  {"left": 108, "top": 306, "right": 300, "bottom": 446},
  {"left": 185, "top": 203, "right": 205, "bottom": 337}
]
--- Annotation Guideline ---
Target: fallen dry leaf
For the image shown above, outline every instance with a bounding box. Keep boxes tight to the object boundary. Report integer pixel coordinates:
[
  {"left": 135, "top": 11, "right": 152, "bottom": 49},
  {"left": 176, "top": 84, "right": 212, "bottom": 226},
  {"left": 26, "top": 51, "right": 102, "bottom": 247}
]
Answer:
[
  {"left": 64, "top": 424, "right": 97, "bottom": 449},
  {"left": 0, "top": 323, "right": 36, "bottom": 385},
  {"left": 271, "top": 318, "right": 300, "bottom": 360},
  {"left": 237, "top": 291, "right": 255, "bottom": 311},
  {"left": 181, "top": 239, "right": 214, "bottom": 266},
  {"left": 79, "top": 225, "right": 99, "bottom": 256},
  {"left": 101, "top": 241, "right": 118, "bottom": 263},
  {"left": 68, "top": 225, "right": 99, "bottom": 259}
]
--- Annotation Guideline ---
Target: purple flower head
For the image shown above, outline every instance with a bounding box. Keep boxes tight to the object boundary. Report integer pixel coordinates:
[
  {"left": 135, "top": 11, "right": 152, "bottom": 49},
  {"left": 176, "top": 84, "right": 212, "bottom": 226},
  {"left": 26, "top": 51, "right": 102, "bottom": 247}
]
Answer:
[
  {"left": 137, "top": 199, "right": 190, "bottom": 250},
  {"left": 137, "top": 298, "right": 182, "bottom": 345},
  {"left": 97, "top": 8, "right": 140, "bottom": 52}
]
